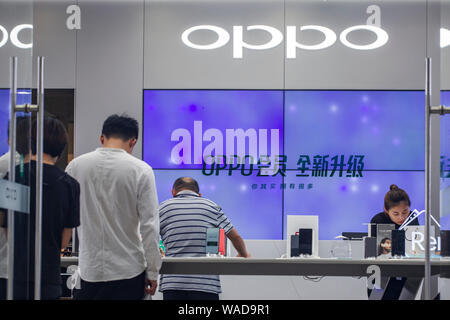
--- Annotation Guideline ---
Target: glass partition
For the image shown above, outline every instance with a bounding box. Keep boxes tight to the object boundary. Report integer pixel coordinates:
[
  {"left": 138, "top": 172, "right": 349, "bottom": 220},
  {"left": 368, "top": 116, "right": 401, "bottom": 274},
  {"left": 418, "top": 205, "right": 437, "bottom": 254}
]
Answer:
[
  {"left": 283, "top": 0, "right": 434, "bottom": 299},
  {"left": 0, "top": 0, "right": 446, "bottom": 301},
  {"left": 440, "top": 0, "right": 450, "bottom": 301},
  {"left": 30, "top": 0, "right": 77, "bottom": 300},
  {"left": 140, "top": 0, "right": 440, "bottom": 300},
  {"left": 0, "top": 0, "right": 34, "bottom": 300}
]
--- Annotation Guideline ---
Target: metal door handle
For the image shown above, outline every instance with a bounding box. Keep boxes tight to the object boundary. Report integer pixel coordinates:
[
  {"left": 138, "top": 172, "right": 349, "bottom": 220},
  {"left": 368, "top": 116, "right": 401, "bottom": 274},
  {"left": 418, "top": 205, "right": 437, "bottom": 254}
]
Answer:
[
  {"left": 34, "top": 56, "right": 44, "bottom": 300},
  {"left": 7, "top": 56, "right": 45, "bottom": 300}
]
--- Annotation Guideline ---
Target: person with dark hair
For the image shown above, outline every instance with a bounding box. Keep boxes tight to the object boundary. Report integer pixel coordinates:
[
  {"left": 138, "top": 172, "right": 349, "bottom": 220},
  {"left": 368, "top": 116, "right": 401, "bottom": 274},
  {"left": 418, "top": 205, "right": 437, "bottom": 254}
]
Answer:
[
  {"left": 100, "top": 113, "right": 139, "bottom": 141},
  {"left": 1, "top": 116, "right": 80, "bottom": 300},
  {"left": 368, "top": 184, "right": 419, "bottom": 300},
  {"left": 159, "top": 177, "right": 250, "bottom": 300},
  {"left": 377, "top": 238, "right": 392, "bottom": 257},
  {"left": 370, "top": 184, "right": 418, "bottom": 229},
  {"left": 66, "top": 114, "right": 161, "bottom": 300},
  {"left": 172, "top": 176, "right": 200, "bottom": 194},
  {"left": 0, "top": 116, "right": 30, "bottom": 300},
  {"left": 31, "top": 116, "right": 68, "bottom": 159}
]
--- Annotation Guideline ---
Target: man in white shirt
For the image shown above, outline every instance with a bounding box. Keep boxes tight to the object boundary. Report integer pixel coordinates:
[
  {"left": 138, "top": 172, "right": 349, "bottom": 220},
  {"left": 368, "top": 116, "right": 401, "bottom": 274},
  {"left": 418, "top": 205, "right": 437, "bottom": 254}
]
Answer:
[{"left": 66, "top": 114, "right": 161, "bottom": 300}]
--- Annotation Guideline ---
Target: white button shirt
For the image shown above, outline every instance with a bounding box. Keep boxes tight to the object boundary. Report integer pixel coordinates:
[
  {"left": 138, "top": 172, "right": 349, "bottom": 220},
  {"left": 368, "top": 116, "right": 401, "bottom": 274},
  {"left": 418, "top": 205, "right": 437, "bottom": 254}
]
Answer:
[{"left": 66, "top": 148, "right": 161, "bottom": 282}]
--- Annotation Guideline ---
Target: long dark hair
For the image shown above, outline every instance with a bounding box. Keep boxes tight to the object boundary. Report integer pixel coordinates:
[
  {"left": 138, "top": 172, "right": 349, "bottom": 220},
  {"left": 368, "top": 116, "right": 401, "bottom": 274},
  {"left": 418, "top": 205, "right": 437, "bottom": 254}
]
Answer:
[{"left": 378, "top": 237, "right": 391, "bottom": 256}]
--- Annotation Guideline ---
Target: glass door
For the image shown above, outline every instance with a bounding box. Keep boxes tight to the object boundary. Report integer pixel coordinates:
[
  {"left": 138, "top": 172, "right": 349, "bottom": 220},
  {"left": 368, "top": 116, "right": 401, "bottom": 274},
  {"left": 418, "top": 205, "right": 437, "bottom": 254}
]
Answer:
[
  {"left": 0, "top": 0, "right": 36, "bottom": 300},
  {"left": 284, "top": 0, "right": 435, "bottom": 299},
  {"left": 439, "top": 0, "right": 450, "bottom": 300}
]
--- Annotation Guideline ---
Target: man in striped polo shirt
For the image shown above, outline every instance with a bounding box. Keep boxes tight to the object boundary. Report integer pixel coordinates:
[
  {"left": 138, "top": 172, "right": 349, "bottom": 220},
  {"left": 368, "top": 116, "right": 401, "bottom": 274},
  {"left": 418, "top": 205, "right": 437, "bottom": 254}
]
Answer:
[{"left": 159, "top": 177, "right": 250, "bottom": 300}]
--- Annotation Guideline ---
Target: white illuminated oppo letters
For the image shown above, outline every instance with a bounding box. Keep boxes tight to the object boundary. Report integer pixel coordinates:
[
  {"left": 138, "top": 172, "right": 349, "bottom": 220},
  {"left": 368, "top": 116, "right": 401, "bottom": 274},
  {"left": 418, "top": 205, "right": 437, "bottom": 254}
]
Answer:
[
  {"left": 181, "top": 24, "right": 390, "bottom": 58},
  {"left": 0, "top": 25, "right": 7, "bottom": 48},
  {"left": 340, "top": 25, "right": 388, "bottom": 50},
  {"left": 0, "top": 24, "right": 33, "bottom": 49},
  {"left": 441, "top": 28, "right": 450, "bottom": 48},
  {"left": 181, "top": 25, "right": 230, "bottom": 50},
  {"left": 286, "top": 25, "right": 337, "bottom": 57},
  {"left": 233, "top": 25, "right": 283, "bottom": 59}
]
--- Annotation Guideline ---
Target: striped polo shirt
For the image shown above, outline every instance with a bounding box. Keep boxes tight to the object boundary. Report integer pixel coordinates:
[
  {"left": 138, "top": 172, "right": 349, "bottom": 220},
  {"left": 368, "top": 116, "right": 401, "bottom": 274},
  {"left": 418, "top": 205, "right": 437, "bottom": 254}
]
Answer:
[{"left": 158, "top": 190, "right": 234, "bottom": 294}]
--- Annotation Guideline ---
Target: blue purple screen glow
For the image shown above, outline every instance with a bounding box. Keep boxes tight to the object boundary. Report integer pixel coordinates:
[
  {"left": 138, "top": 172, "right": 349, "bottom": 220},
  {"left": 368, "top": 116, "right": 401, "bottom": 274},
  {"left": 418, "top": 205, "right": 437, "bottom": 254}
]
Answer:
[
  {"left": 143, "top": 90, "right": 426, "bottom": 240},
  {"left": 440, "top": 91, "right": 450, "bottom": 230},
  {"left": 154, "top": 170, "right": 283, "bottom": 240},
  {"left": 143, "top": 90, "right": 283, "bottom": 169},
  {"left": 0, "top": 89, "right": 32, "bottom": 157},
  {"left": 284, "top": 172, "right": 424, "bottom": 239},
  {"left": 441, "top": 91, "right": 450, "bottom": 166},
  {"left": 285, "top": 91, "right": 425, "bottom": 170},
  {"left": 0, "top": 90, "right": 10, "bottom": 156}
]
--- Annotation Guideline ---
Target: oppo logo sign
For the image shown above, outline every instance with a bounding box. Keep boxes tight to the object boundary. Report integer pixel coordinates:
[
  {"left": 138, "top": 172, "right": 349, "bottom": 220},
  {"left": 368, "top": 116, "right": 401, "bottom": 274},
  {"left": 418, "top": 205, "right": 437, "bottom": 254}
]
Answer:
[
  {"left": 0, "top": 24, "right": 33, "bottom": 49},
  {"left": 182, "top": 24, "right": 389, "bottom": 58}
]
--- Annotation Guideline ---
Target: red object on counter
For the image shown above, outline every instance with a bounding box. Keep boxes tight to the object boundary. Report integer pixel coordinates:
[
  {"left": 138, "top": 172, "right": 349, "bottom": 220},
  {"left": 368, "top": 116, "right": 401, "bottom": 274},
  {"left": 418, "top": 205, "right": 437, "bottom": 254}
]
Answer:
[{"left": 218, "top": 228, "right": 226, "bottom": 256}]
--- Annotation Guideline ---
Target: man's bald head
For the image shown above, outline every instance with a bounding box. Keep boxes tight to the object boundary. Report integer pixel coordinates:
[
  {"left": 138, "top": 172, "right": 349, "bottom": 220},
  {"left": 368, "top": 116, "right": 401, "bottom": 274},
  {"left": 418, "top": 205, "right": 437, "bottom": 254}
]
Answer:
[{"left": 172, "top": 177, "right": 200, "bottom": 194}]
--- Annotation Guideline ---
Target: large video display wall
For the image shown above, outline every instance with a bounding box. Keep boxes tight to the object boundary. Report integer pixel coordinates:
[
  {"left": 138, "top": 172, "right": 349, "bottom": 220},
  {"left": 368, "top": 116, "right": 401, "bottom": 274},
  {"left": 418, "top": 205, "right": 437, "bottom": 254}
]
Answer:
[
  {"left": 440, "top": 91, "right": 450, "bottom": 230},
  {"left": 0, "top": 90, "right": 10, "bottom": 156},
  {"left": 143, "top": 90, "right": 426, "bottom": 240}
]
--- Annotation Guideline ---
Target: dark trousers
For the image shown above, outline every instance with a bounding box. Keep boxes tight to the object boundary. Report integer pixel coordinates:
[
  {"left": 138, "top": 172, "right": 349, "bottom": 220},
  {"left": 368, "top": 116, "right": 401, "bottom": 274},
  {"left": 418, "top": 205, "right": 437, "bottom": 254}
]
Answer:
[
  {"left": 163, "top": 290, "right": 219, "bottom": 300},
  {"left": 73, "top": 271, "right": 146, "bottom": 300}
]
